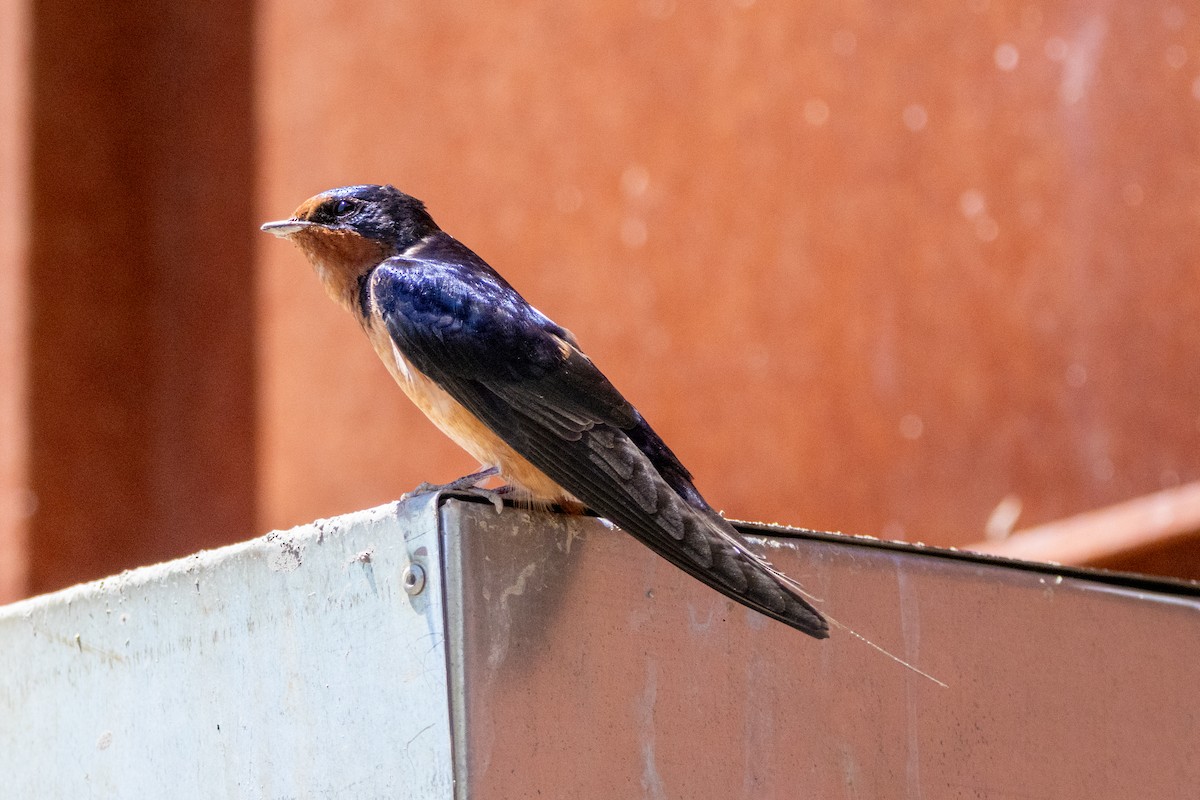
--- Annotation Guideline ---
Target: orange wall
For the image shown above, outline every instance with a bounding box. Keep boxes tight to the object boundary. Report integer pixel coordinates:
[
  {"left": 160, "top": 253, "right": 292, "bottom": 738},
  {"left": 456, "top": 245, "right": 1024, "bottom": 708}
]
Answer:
[
  {"left": 2, "top": 1, "right": 1198, "bottom": 599},
  {"left": 258, "top": 2, "right": 1200, "bottom": 541}
]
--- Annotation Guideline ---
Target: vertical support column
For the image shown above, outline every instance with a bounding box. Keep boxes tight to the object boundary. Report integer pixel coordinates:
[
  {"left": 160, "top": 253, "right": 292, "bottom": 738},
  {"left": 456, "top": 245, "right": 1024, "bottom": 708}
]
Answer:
[{"left": 0, "top": 1, "right": 258, "bottom": 600}]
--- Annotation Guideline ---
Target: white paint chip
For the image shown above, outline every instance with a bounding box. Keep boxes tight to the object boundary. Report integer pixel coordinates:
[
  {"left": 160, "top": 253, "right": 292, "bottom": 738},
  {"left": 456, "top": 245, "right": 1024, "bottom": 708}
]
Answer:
[
  {"left": 803, "top": 98, "right": 830, "bottom": 126},
  {"left": 995, "top": 43, "right": 1020, "bottom": 71},
  {"left": 903, "top": 104, "right": 928, "bottom": 132}
]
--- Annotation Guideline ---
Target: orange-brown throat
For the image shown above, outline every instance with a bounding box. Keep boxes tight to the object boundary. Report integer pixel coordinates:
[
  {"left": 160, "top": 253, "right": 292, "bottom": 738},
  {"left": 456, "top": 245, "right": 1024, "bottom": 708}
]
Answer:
[{"left": 291, "top": 227, "right": 389, "bottom": 314}]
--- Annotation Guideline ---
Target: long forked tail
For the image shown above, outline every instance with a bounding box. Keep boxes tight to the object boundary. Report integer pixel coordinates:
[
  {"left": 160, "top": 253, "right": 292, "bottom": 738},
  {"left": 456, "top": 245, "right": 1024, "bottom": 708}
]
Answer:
[
  {"left": 626, "top": 499, "right": 830, "bottom": 639},
  {"left": 523, "top": 421, "right": 830, "bottom": 638}
]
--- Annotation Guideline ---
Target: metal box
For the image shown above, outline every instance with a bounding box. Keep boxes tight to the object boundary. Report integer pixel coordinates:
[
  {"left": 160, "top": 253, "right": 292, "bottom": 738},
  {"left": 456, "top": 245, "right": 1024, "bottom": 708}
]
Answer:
[{"left": 2, "top": 493, "right": 1198, "bottom": 797}]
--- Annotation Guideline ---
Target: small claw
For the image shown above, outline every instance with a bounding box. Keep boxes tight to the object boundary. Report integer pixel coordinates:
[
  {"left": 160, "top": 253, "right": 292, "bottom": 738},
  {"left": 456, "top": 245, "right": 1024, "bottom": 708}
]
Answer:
[
  {"left": 401, "top": 481, "right": 441, "bottom": 500},
  {"left": 401, "top": 467, "right": 500, "bottom": 501},
  {"left": 464, "top": 484, "right": 512, "bottom": 514}
]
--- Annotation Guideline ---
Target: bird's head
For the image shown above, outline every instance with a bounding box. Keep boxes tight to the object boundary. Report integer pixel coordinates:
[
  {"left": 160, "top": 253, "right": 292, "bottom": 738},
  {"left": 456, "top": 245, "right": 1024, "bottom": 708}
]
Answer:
[{"left": 262, "top": 184, "right": 439, "bottom": 311}]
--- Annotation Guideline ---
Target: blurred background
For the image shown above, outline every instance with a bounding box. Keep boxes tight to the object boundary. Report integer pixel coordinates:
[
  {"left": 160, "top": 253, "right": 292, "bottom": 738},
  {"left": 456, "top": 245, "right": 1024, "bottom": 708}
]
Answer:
[{"left": 1, "top": 1, "right": 1198, "bottom": 602}]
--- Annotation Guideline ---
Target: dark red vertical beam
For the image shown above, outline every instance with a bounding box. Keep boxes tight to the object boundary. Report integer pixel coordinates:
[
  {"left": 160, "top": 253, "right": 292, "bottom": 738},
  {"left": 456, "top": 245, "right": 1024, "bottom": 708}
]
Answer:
[{"left": 11, "top": 0, "right": 257, "bottom": 596}]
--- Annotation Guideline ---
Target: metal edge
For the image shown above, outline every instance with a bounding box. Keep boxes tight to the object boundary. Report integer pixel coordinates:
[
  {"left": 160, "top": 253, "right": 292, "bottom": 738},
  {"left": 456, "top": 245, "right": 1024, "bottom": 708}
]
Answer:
[
  {"left": 434, "top": 492, "right": 471, "bottom": 800},
  {"left": 730, "top": 518, "right": 1200, "bottom": 597},
  {"left": 434, "top": 490, "right": 1200, "bottom": 599}
]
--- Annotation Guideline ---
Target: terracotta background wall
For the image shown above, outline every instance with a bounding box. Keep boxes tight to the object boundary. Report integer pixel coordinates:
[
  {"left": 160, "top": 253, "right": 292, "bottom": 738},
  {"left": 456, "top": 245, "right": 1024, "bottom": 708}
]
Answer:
[{"left": 2, "top": 0, "right": 1198, "bottom": 601}]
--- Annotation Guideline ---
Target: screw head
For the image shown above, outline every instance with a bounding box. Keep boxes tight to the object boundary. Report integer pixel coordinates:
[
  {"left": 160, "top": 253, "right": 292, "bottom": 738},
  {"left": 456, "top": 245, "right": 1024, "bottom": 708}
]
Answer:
[{"left": 402, "top": 563, "right": 426, "bottom": 596}]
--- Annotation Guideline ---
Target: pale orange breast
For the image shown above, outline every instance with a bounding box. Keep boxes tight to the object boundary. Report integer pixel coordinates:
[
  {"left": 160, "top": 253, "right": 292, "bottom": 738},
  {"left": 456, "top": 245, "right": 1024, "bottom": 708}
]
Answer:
[{"left": 362, "top": 319, "right": 574, "bottom": 504}]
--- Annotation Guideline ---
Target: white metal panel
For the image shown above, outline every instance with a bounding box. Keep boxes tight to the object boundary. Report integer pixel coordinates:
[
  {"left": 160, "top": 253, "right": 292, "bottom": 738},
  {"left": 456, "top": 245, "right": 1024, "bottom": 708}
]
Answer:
[{"left": 0, "top": 497, "right": 454, "bottom": 799}]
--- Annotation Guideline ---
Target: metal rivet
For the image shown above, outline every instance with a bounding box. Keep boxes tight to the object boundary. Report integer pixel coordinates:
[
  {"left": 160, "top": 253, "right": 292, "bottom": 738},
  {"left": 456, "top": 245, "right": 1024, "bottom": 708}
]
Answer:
[{"left": 402, "top": 563, "right": 426, "bottom": 596}]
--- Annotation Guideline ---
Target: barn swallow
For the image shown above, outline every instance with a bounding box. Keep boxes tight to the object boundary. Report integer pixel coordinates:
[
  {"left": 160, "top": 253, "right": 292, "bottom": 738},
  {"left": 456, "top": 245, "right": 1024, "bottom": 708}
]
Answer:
[{"left": 262, "top": 185, "right": 828, "bottom": 638}]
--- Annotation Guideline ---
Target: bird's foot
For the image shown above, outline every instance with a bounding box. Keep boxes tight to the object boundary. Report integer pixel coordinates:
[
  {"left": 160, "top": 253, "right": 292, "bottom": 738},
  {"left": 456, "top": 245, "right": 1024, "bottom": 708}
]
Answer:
[
  {"left": 405, "top": 466, "right": 499, "bottom": 496},
  {"left": 442, "top": 482, "right": 512, "bottom": 514},
  {"left": 473, "top": 484, "right": 513, "bottom": 514},
  {"left": 401, "top": 467, "right": 509, "bottom": 512}
]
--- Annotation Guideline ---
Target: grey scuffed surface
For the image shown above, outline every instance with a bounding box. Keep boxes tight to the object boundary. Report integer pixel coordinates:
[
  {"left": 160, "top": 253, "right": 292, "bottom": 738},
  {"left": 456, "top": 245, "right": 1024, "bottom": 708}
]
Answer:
[{"left": 0, "top": 498, "right": 453, "bottom": 799}]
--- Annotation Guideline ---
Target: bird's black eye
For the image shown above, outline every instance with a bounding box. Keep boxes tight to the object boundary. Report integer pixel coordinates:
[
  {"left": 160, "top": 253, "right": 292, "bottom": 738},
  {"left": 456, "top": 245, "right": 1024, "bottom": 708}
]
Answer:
[{"left": 312, "top": 197, "right": 358, "bottom": 223}]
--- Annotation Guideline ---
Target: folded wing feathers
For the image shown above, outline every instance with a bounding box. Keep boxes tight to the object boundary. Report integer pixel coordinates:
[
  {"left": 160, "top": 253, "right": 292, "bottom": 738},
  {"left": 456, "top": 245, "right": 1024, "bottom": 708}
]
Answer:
[{"left": 374, "top": 267, "right": 826, "bottom": 637}]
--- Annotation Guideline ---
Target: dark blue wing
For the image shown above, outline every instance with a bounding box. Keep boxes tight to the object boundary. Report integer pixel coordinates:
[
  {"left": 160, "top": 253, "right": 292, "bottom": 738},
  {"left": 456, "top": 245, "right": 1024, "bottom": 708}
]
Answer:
[
  {"left": 370, "top": 239, "right": 638, "bottom": 437},
  {"left": 371, "top": 237, "right": 828, "bottom": 638}
]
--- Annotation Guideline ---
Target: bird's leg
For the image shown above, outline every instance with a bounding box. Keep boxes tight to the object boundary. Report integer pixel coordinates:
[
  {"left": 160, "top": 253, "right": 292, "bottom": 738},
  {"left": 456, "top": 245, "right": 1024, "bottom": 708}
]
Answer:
[
  {"left": 404, "top": 466, "right": 499, "bottom": 496},
  {"left": 402, "top": 466, "right": 508, "bottom": 512}
]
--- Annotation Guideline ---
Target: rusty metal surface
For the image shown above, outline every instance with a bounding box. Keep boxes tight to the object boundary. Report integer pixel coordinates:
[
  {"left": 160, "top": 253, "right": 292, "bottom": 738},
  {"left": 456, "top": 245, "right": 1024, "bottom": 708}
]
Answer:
[
  {"left": 258, "top": 1, "right": 1200, "bottom": 555},
  {"left": 969, "top": 482, "right": 1200, "bottom": 580},
  {"left": 439, "top": 497, "right": 1200, "bottom": 799},
  {"left": 3, "top": 0, "right": 258, "bottom": 599}
]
